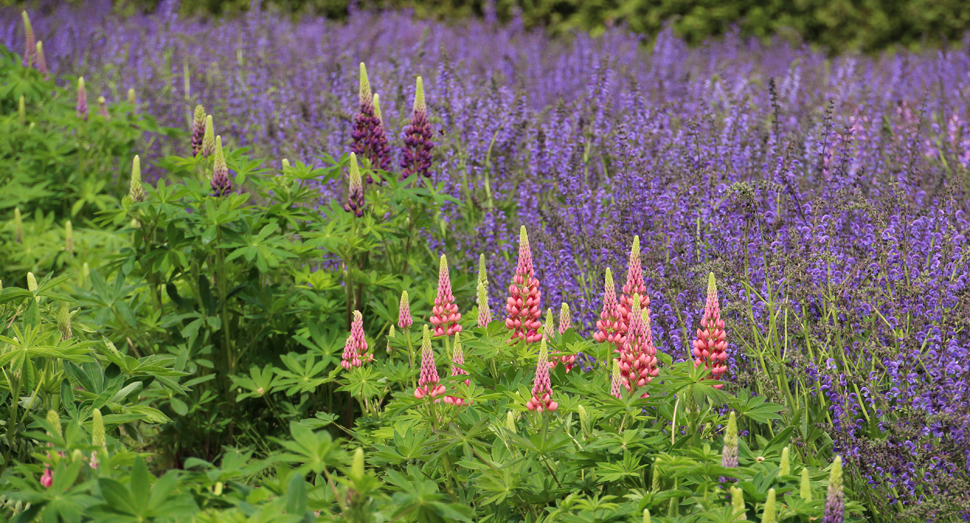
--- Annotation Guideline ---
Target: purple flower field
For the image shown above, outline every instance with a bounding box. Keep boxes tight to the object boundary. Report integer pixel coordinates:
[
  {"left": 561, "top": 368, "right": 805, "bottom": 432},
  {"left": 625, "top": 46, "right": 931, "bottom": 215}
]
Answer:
[{"left": 4, "top": 1, "right": 970, "bottom": 519}]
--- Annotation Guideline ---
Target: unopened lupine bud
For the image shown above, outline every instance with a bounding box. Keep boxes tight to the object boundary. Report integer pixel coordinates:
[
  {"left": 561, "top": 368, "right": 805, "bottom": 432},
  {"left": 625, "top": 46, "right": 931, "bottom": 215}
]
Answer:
[
  {"left": 77, "top": 77, "right": 88, "bottom": 120},
  {"left": 610, "top": 359, "right": 623, "bottom": 398},
  {"left": 430, "top": 255, "right": 461, "bottom": 337},
  {"left": 823, "top": 456, "right": 844, "bottom": 523},
  {"left": 558, "top": 303, "right": 571, "bottom": 334},
  {"left": 643, "top": 509, "right": 651, "bottom": 523},
  {"left": 525, "top": 339, "right": 557, "bottom": 412},
  {"left": 722, "top": 411, "right": 738, "bottom": 468},
  {"left": 18, "top": 95, "right": 26, "bottom": 126},
  {"left": 358, "top": 63, "right": 371, "bottom": 107},
  {"left": 81, "top": 263, "right": 90, "bottom": 287},
  {"left": 594, "top": 268, "right": 623, "bottom": 348},
  {"left": 22, "top": 12, "right": 36, "bottom": 68},
  {"left": 127, "top": 88, "right": 136, "bottom": 106},
  {"left": 27, "top": 272, "right": 38, "bottom": 293},
  {"left": 505, "top": 226, "right": 542, "bottom": 343},
  {"left": 651, "top": 465, "right": 662, "bottom": 491},
  {"left": 415, "top": 325, "right": 445, "bottom": 400},
  {"left": 387, "top": 325, "right": 395, "bottom": 352},
  {"left": 64, "top": 221, "right": 74, "bottom": 253},
  {"left": 35, "top": 41, "right": 48, "bottom": 78},
  {"left": 505, "top": 411, "right": 516, "bottom": 430},
  {"left": 201, "top": 115, "right": 215, "bottom": 157},
  {"left": 372, "top": 93, "right": 383, "bottom": 123},
  {"left": 762, "top": 488, "right": 777, "bottom": 523},
  {"left": 281, "top": 158, "right": 290, "bottom": 170},
  {"left": 731, "top": 486, "right": 746, "bottom": 520},
  {"left": 98, "top": 96, "right": 110, "bottom": 120},
  {"left": 92, "top": 409, "right": 106, "bottom": 450},
  {"left": 801, "top": 467, "right": 812, "bottom": 500},
  {"left": 129, "top": 156, "right": 145, "bottom": 203},
  {"left": 401, "top": 76, "right": 434, "bottom": 179},
  {"left": 57, "top": 301, "right": 72, "bottom": 340},
  {"left": 398, "top": 290, "right": 412, "bottom": 329},
  {"left": 693, "top": 272, "right": 728, "bottom": 388},
  {"left": 47, "top": 410, "right": 62, "bottom": 438},
  {"left": 352, "top": 448, "right": 364, "bottom": 479},
  {"left": 779, "top": 446, "right": 790, "bottom": 476},
  {"left": 544, "top": 308, "right": 555, "bottom": 340},
  {"left": 191, "top": 105, "right": 206, "bottom": 156},
  {"left": 14, "top": 207, "right": 23, "bottom": 243},
  {"left": 444, "top": 332, "right": 471, "bottom": 406},
  {"left": 211, "top": 136, "right": 232, "bottom": 197},
  {"left": 577, "top": 404, "right": 592, "bottom": 439},
  {"left": 476, "top": 254, "right": 491, "bottom": 327},
  {"left": 343, "top": 153, "right": 365, "bottom": 217},
  {"left": 40, "top": 467, "right": 53, "bottom": 488}
]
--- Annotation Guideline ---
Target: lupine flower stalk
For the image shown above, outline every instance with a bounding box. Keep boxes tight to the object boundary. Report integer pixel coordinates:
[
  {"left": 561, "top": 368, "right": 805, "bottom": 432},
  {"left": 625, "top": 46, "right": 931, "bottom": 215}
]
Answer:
[
  {"left": 344, "top": 153, "right": 365, "bottom": 217},
  {"left": 543, "top": 308, "right": 555, "bottom": 339},
  {"left": 129, "top": 156, "right": 145, "bottom": 203},
  {"left": 127, "top": 88, "right": 136, "bottom": 106},
  {"left": 693, "top": 273, "right": 728, "bottom": 388},
  {"left": 191, "top": 105, "right": 206, "bottom": 156},
  {"left": 558, "top": 303, "right": 576, "bottom": 371},
  {"left": 823, "top": 456, "right": 844, "bottom": 523},
  {"left": 618, "top": 294, "right": 658, "bottom": 394},
  {"left": 350, "top": 63, "right": 387, "bottom": 181},
  {"left": 643, "top": 509, "right": 651, "bottom": 523},
  {"left": 505, "top": 226, "right": 542, "bottom": 343},
  {"left": 779, "top": 446, "right": 790, "bottom": 475},
  {"left": 415, "top": 325, "right": 445, "bottom": 400},
  {"left": 35, "top": 41, "right": 48, "bottom": 78},
  {"left": 22, "top": 12, "right": 36, "bottom": 68},
  {"left": 430, "top": 255, "right": 462, "bottom": 337},
  {"left": 476, "top": 254, "right": 491, "bottom": 327},
  {"left": 341, "top": 310, "right": 369, "bottom": 370},
  {"left": 18, "top": 96, "right": 25, "bottom": 126},
  {"left": 398, "top": 290, "right": 412, "bottom": 329},
  {"left": 526, "top": 339, "right": 558, "bottom": 412},
  {"left": 762, "top": 489, "right": 777, "bottom": 523},
  {"left": 14, "top": 208, "right": 22, "bottom": 243},
  {"left": 211, "top": 136, "right": 232, "bottom": 196},
  {"left": 593, "top": 268, "right": 623, "bottom": 348},
  {"left": 201, "top": 115, "right": 215, "bottom": 157},
  {"left": 77, "top": 77, "right": 88, "bottom": 119},
  {"left": 98, "top": 96, "right": 110, "bottom": 120},
  {"left": 620, "top": 236, "right": 649, "bottom": 333},
  {"left": 369, "top": 93, "right": 392, "bottom": 172},
  {"left": 610, "top": 359, "right": 623, "bottom": 399},
  {"left": 401, "top": 76, "right": 434, "bottom": 179},
  {"left": 64, "top": 221, "right": 74, "bottom": 253},
  {"left": 91, "top": 408, "right": 106, "bottom": 469},
  {"left": 801, "top": 468, "right": 813, "bottom": 500},
  {"left": 57, "top": 301, "right": 72, "bottom": 341},
  {"left": 444, "top": 333, "right": 470, "bottom": 406},
  {"left": 731, "top": 486, "right": 746, "bottom": 521},
  {"left": 722, "top": 411, "right": 739, "bottom": 468}
]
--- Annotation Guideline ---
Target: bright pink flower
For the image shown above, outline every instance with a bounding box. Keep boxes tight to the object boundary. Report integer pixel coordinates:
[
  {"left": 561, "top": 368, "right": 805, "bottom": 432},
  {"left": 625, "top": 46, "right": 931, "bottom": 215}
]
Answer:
[
  {"left": 618, "top": 294, "right": 659, "bottom": 396},
  {"left": 505, "top": 226, "right": 542, "bottom": 344},
  {"left": 610, "top": 360, "right": 623, "bottom": 399},
  {"left": 593, "top": 268, "right": 624, "bottom": 349},
  {"left": 341, "top": 310, "right": 370, "bottom": 370},
  {"left": 620, "top": 236, "right": 650, "bottom": 334},
  {"left": 557, "top": 303, "right": 576, "bottom": 371},
  {"left": 526, "top": 340, "right": 558, "bottom": 413},
  {"left": 415, "top": 325, "right": 446, "bottom": 400},
  {"left": 444, "top": 334, "right": 471, "bottom": 406},
  {"left": 398, "top": 290, "right": 412, "bottom": 329},
  {"left": 40, "top": 466, "right": 53, "bottom": 488},
  {"left": 693, "top": 273, "right": 728, "bottom": 388},
  {"left": 430, "top": 255, "right": 462, "bottom": 337}
]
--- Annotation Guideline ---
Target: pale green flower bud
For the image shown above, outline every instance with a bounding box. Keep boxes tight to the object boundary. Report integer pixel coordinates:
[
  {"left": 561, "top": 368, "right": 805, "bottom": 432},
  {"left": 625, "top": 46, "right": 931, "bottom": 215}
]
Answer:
[
  {"left": 129, "top": 155, "right": 145, "bottom": 203},
  {"left": 761, "top": 488, "right": 776, "bottom": 523},
  {"left": 47, "top": 410, "right": 62, "bottom": 438},
  {"left": 801, "top": 467, "right": 812, "bottom": 500},
  {"left": 57, "top": 301, "right": 72, "bottom": 340},
  {"left": 779, "top": 446, "right": 790, "bottom": 476},
  {"left": 64, "top": 221, "right": 74, "bottom": 253},
  {"left": 352, "top": 447, "right": 364, "bottom": 479},
  {"left": 92, "top": 408, "right": 106, "bottom": 450},
  {"left": 18, "top": 95, "right": 25, "bottom": 126},
  {"left": 27, "top": 272, "right": 38, "bottom": 293}
]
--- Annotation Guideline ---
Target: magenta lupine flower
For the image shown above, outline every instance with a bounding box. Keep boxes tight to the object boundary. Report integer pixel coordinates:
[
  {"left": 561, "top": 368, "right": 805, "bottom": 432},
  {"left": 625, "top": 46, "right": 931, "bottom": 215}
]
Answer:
[
  {"left": 619, "top": 295, "right": 659, "bottom": 395},
  {"left": 526, "top": 339, "right": 558, "bottom": 412},
  {"left": 191, "top": 105, "right": 206, "bottom": 156},
  {"left": 476, "top": 254, "right": 491, "bottom": 328},
  {"left": 610, "top": 360, "right": 623, "bottom": 399},
  {"left": 505, "top": 226, "right": 542, "bottom": 344},
  {"left": 22, "top": 12, "right": 36, "bottom": 69},
  {"left": 343, "top": 153, "right": 365, "bottom": 217},
  {"left": 444, "top": 334, "right": 470, "bottom": 406},
  {"left": 430, "top": 255, "right": 462, "bottom": 337},
  {"left": 693, "top": 273, "right": 728, "bottom": 388},
  {"left": 77, "top": 77, "right": 88, "bottom": 120},
  {"left": 368, "top": 93, "right": 392, "bottom": 172},
  {"left": 620, "top": 236, "right": 649, "bottom": 335},
  {"left": 40, "top": 466, "right": 53, "bottom": 488},
  {"left": 415, "top": 325, "right": 445, "bottom": 400},
  {"left": 341, "top": 310, "right": 370, "bottom": 370},
  {"left": 211, "top": 136, "right": 232, "bottom": 197},
  {"left": 593, "top": 268, "right": 624, "bottom": 349},
  {"left": 401, "top": 76, "right": 434, "bottom": 180},
  {"left": 35, "top": 42, "right": 48, "bottom": 78},
  {"left": 398, "top": 290, "right": 413, "bottom": 330}
]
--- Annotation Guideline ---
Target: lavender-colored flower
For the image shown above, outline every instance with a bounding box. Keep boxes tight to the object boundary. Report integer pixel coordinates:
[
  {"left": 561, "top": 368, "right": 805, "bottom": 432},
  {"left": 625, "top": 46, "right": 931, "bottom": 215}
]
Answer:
[
  {"left": 823, "top": 456, "right": 844, "bottom": 523},
  {"left": 369, "top": 93, "right": 392, "bottom": 172},
  {"left": 211, "top": 136, "right": 232, "bottom": 197},
  {"left": 191, "top": 105, "right": 206, "bottom": 156},
  {"left": 76, "top": 77, "right": 88, "bottom": 120},
  {"left": 343, "top": 152, "right": 364, "bottom": 217},
  {"left": 350, "top": 63, "right": 386, "bottom": 181},
  {"left": 401, "top": 76, "right": 434, "bottom": 179}
]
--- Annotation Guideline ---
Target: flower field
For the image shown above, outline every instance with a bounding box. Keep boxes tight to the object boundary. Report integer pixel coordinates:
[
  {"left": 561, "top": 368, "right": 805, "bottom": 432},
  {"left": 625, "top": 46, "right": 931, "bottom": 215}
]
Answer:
[{"left": 0, "top": 2, "right": 968, "bottom": 522}]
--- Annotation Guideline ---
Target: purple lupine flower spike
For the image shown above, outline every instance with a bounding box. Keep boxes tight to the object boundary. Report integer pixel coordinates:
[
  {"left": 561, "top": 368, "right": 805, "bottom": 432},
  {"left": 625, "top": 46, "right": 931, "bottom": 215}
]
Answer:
[
  {"left": 344, "top": 153, "right": 365, "bottom": 217},
  {"left": 350, "top": 63, "right": 381, "bottom": 183},
  {"left": 369, "top": 93, "right": 392, "bottom": 173},
  {"left": 77, "top": 77, "right": 88, "bottom": 120},
  {"left": 401, "top": 76, "right": 434, "bottom": 180},
  {"left": 823, "top": 456, "right": 844, "bottom": 523},
  {"left": 211, "top": 136, "right": 232, "bottom": 197},
  {"left": 191, "top": 105, "right": 206, "bottom": 156}
]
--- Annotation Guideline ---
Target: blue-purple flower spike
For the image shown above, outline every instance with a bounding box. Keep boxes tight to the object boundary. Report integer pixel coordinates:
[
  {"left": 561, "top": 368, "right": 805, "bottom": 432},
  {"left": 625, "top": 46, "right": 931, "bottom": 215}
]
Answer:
[{"left": 401, "top": 76, "right": 434, "bottom": 180}]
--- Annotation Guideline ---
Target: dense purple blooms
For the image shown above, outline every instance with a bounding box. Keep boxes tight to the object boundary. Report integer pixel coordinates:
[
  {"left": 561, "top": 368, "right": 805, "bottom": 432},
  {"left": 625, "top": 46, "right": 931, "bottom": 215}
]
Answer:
[{"left": 401, "top": 76, "right": 434, "bottom": 180}]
